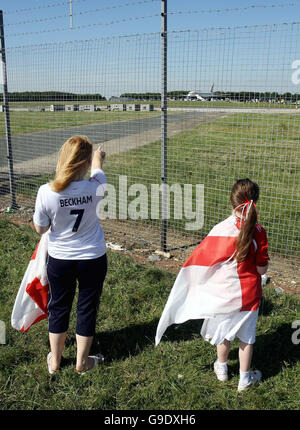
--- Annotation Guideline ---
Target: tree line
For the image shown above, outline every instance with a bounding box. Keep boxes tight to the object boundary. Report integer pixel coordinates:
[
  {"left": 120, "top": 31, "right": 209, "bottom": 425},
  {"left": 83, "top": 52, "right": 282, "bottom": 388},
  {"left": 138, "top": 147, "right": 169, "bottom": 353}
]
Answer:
[
  {"left": 0, "top": 92, "right": 106, "bottom": 102},
  {"left": 120, "top": 91, "right": 300, "bottom": 102},
  {"left": 120, "top": 92, "right": 185, "bottom": 100},
  {"left": 213, "top": 91, "right": 300, "bottom": 102},
  {"left": 1, "top": 91, "right": 299, "bottom": 103}
]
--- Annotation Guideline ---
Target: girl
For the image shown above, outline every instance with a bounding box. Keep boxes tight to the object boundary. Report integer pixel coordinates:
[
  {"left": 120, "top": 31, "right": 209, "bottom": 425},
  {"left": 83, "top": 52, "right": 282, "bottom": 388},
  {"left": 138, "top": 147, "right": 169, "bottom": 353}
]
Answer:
[
  {"left": 33, "top": 135, "right": 107, "bottom": 374},
  {"left": 155, "top": 178, "right": 269, "bottom": 391}
]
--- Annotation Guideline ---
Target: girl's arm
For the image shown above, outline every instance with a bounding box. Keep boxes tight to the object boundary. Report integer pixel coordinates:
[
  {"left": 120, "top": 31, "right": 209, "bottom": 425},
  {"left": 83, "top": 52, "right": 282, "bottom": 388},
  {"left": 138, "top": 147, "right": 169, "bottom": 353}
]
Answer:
[
  {"left": 255, "top": 226, "right": 269, "bottom": 276},
  {"left": 256, "top": 264, "right": 268, "bottom": 275}
]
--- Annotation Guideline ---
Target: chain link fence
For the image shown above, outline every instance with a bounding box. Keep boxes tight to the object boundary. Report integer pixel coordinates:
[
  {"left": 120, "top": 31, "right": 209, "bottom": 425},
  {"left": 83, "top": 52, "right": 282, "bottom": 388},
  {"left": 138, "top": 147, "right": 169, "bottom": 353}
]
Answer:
[{"left": 0, "top": 2, "right": 299, "bottom": 289}]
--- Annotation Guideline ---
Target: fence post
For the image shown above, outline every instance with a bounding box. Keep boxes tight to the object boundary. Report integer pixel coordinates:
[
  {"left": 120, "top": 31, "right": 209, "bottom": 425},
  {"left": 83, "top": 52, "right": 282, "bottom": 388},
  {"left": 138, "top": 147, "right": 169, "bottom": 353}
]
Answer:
[
  {"left": 69, "top": 0, "right": 73, "bottom": 29},
  {"left": 161, "top": 0, "right": 167, "bottom": 252},
  {"left": 0, "top": 10, "right": 17, "bottom": 210}
]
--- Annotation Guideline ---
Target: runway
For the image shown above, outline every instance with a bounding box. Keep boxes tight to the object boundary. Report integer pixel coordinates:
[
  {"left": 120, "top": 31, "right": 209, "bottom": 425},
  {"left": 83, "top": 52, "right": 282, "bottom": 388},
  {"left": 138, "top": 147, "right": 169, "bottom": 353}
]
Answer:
[
  {"left": 0, "top": 110, "right": 224, "bottom": 172},
  {"left": 1, "top": 105, "right": 296, "bottom": 174}
]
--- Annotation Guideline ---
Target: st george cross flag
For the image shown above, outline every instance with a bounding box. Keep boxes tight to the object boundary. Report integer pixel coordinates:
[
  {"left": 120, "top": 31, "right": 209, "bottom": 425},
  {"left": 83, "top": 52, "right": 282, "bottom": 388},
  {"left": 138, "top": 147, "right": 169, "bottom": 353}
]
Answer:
[
  {"left": 155, "top": 215, "right": 266, "bottom": 346},
  {"left": 11, "top": 233, "right": 49, "bottom": 332}
]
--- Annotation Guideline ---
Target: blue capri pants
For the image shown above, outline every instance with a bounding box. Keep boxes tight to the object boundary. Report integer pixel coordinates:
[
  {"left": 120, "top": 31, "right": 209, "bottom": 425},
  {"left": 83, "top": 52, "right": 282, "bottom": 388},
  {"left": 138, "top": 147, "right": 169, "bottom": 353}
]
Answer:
[{"left": 47, "top": 253, "right": 107, "bottom": 337}]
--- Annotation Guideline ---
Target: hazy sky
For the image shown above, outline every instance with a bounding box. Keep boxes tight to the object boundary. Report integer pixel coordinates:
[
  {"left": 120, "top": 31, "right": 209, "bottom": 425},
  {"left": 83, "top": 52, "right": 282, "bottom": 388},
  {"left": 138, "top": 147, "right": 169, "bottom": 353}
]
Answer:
[{"left": 1, "top": 1, "right": 300, "bottom": 96}]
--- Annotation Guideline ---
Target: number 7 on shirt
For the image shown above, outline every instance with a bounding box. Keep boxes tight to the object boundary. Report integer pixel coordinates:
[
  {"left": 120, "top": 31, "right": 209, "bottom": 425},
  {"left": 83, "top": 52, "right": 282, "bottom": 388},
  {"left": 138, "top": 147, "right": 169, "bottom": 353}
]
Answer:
[{"left": 70, "top": 209, "right": 84, "bottom": 232}]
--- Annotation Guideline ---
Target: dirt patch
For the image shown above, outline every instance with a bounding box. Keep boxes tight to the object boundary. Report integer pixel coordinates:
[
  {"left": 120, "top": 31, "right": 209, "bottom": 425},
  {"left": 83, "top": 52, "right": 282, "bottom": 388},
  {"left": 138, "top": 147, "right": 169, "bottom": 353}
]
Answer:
[{"left": 101, "top": 218, "right": 300, "bottom": 293}]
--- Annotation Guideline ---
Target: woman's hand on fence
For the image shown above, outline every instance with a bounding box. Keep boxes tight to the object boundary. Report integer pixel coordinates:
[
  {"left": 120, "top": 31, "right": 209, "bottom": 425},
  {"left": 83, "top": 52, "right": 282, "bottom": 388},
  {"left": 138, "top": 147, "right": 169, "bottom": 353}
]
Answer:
[{"left": 92, "top": 145, "right": 106, "bottom": 170}]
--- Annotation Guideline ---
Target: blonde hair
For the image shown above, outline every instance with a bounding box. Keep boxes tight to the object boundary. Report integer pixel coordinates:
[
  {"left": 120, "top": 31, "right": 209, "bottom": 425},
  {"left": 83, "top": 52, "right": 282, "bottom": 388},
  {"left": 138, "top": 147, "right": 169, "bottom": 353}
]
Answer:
[{"left": 51, "top": 135, "right": 93, "bottom": 192}]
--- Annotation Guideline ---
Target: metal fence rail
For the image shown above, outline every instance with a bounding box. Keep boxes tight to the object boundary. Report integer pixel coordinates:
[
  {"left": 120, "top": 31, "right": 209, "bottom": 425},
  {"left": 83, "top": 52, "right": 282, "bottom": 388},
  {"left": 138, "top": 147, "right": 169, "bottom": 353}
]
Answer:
[{"left": 0, "top": 2, "right": 299, "bottom": 288}]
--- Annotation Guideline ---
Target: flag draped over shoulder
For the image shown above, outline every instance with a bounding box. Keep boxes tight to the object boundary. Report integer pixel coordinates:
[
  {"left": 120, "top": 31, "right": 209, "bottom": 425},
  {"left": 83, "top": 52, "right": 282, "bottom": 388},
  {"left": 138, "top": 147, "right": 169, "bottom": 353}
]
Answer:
[
  {"left": 155, "top": 216, "right": 262, "bottom": 346},
  {"left": 11, "top": 233, "right": 49, "bottom": 332}
]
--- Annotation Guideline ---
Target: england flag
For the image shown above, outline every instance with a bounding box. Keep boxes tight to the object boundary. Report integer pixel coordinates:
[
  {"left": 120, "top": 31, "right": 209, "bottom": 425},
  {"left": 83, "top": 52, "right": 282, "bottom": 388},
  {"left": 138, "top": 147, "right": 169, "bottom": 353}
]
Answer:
[
  {"left": 11, "top": 233, "right": 49, "bottom": 332},
  {"left": 155, "top": 215, "right": 267, "bottom": 346}
]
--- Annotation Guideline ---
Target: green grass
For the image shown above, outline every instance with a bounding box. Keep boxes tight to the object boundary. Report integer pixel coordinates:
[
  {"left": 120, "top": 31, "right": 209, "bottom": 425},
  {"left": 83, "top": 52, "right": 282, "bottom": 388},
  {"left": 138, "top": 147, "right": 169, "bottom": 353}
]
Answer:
[
  {"left": 1, "top": 100, "right": 296, "bottom": 137},
  {"left": 5, "top": 111, "right": 300, "bottom": 257},
  {"left": 0, "top": 218, "right": 299, "bottom": 410},
  {"left": 103, "top": 112, "right": 300, "bottom": 255},
  {"left": 0, "top": 110, "right": 159, "bottom": 137}
]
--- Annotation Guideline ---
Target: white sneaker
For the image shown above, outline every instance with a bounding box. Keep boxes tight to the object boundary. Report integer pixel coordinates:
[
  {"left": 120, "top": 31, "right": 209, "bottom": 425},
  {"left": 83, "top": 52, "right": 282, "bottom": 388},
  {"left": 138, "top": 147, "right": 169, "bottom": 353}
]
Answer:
[
  {"left": 214, "top": 360, "right": 228, "bottom": 382},
  {"left": 238, "top": 370, "right": 262, "bottom": 392}
]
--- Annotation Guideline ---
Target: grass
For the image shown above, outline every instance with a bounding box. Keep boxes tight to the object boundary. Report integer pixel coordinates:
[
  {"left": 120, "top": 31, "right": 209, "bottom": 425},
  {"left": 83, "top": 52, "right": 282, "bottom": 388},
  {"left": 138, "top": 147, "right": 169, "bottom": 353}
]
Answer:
[
  {"left": 0, "top": 217, "right": 299, "bottom": 410},
  {"left": 0, "top": 110, "right": 159, "bottom": 137},
  {"left": 4, "top": 111, "right": 300, "bottom": 258},
  {"left": 103, "top": 112, "right": 300, "bottom": 255},
  {"left": 1, "top": 99, "right": 297, "bottom": 136}
]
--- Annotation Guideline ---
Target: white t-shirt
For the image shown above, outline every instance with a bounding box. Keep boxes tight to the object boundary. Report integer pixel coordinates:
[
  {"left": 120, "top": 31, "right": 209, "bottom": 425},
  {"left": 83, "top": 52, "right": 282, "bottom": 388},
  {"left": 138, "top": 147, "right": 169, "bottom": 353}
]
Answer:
[{"left": 33, "top": 168, "right": 107, "bottom": 260}]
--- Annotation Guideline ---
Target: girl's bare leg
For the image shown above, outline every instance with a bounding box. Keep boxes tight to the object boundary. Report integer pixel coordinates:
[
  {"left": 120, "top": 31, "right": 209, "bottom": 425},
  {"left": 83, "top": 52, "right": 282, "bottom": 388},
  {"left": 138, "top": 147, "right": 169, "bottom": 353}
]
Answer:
[
  {"left": 217, "top": 339, "right": 231, "bottom": 363},
  {"left": 239, "top": 341, "right": 253, "bottom": 372}
]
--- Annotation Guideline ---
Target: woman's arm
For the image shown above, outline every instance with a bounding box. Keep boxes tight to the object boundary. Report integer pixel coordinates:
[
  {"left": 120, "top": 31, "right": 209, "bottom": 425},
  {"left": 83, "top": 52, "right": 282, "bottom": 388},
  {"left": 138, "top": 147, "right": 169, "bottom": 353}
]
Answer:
[
  {"left": 91, "top": 146, "right": 106, "bottom": 171},
  {"left": 33, "top": 186, "right": 51, "bottom": 235},
  {"left": 34, "top": 223, "right": 50, "bottom": 235}
]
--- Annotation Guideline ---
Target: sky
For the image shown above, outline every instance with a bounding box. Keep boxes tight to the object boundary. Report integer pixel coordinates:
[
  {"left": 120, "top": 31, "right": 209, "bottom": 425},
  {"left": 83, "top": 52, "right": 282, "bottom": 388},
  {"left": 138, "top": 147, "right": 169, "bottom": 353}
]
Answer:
[
  {"left": 1, "top": 0, "right": 300, "bottom": 43},
  {"left": 1, "top": 0, "right": 300, "bottom": 96}
]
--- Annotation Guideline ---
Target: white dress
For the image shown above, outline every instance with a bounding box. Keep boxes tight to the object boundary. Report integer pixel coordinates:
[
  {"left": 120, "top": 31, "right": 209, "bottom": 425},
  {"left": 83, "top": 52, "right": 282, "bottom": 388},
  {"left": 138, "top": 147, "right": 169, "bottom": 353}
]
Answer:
[{"left": 200, "top": 309, "right": 259, "bottom": 345}]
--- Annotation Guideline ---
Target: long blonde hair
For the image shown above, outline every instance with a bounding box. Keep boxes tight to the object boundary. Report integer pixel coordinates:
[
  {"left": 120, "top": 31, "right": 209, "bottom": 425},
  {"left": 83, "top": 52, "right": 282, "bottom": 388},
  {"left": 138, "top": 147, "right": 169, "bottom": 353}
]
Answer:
[
  {"left": 51, "top": 135, "right": 93, "bottom": 192},
  {"left": 230, "top": 178, "right": 260, "bottom": 263}
]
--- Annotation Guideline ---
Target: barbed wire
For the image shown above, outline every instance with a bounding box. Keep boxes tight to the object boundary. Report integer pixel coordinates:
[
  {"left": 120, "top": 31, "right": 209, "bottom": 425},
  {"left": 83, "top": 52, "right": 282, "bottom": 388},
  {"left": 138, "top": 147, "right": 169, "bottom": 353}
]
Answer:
[
  {"left": 3, "top": 1, "right": 300, "bottom": 23},
  {"left": 6, "top": 21, "right": 300, "bottom": 51},
  {"left": 170, "top": 20, "right": 300, "bottom": 31},
  {"left": 167, "top": 2, "right": 300, "bottom": 18},
  {"left": 5, "top": 14, "right": 161, "bottom": 38},
  {"left": 2, "top": 0, "right": 89, "bottom": 15},
  {"left": 5, "top": 1, "right": 300, "bottom": 38},
  {"left": 3, "top": 1, "right": 300, "bottom": 36},
  {"left": 4, "top": 0, "right": 160, "bottom": 27},
  {"left": 3, "top": 1, "right": 300, "bottom": 40}
]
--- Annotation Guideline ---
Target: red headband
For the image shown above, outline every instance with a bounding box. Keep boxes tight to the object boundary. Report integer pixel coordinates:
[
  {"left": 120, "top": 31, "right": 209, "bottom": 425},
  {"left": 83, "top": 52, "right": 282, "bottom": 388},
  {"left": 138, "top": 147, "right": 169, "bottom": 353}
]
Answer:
[{"left": 234, "top": 199, "right": 257, "bottom": 221}]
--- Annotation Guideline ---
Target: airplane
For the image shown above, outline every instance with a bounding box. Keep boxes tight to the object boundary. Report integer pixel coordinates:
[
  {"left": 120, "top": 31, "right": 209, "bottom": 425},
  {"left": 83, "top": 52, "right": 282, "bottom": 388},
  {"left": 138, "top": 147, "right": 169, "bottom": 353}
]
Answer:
[
  {"left": 185, "top": 85, "right": 215, "bottom": 101},
  {"left": 185, "top": 91, "right": 207, "bottom": 101}
]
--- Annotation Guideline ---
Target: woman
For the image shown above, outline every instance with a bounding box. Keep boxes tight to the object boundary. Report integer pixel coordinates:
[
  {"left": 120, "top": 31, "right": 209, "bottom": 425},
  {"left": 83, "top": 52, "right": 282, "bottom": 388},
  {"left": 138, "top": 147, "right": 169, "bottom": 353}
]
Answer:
[{"left": 33, "top": 135, "right": 107, "bottom": 374}]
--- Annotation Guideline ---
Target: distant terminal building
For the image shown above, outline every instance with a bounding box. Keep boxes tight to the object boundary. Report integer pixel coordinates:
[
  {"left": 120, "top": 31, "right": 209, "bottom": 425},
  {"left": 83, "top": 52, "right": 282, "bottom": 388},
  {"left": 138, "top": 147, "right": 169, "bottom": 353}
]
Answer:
[
  {"left": 50, "top": 104, "right": 65, "bottom": 111},
  {"left": 141, "top": 104, "right": 154, "bottom": 111},
  {"left": 99, "top": 105, "right": 111, "bottom": 111},
  {"left": 126, "top": 104, "right": 141, "bottom": 111},
  {"left": 0, "top": 102, "right": 154, "bottom": 114},
  {"left": 79, "top": 104, "right": 96, "bottom": 112},
  {"left": 110, "top": 104, "right": 126, "bottom": 111},
  {"left": 65, "top": 104, "right": 79, "bottom": 111},
  {"left": 45, "top": 102, "right": 154, "bottom": 113}
]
